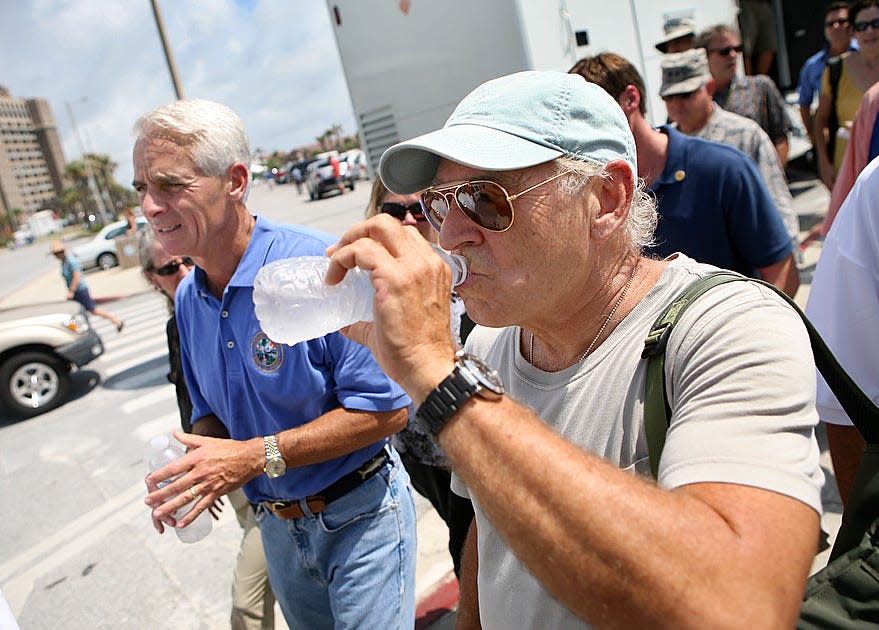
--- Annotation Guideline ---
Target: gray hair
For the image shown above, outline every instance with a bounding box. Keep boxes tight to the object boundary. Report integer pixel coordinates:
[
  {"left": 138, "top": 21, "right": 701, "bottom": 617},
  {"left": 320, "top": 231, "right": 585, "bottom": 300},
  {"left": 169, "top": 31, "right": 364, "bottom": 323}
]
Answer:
[
  {"left": 134, "top": 99, "right": 251, "bottom": 198},
  {"left": 555, "top": 157, "right": 657, "bottom": 251},
  {"left": 694, "top": 24, "right": 740, "bottom": 50}
]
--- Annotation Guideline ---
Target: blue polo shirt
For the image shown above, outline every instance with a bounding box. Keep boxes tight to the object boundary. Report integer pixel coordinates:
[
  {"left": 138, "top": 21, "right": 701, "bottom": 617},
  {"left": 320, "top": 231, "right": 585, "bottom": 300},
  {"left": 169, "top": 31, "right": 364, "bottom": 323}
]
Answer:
[
  {"left": 647, "top": 126, "right": 792, "bottom": 277},
  {"left": 176, "top": 216, "right": 410, "bottom": 503},
  {"left": 797, "top": 44, "right": 857, "bottom": 108}
]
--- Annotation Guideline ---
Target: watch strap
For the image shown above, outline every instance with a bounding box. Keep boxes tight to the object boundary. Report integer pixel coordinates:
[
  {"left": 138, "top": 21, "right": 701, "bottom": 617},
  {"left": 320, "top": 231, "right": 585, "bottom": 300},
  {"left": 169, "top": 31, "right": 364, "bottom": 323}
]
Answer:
[
  {"left": 415, "top": 366, "right": 479, "bottom": 438},
  {"left": 263, "top": 435, "right": 282, "bottom": 467}
]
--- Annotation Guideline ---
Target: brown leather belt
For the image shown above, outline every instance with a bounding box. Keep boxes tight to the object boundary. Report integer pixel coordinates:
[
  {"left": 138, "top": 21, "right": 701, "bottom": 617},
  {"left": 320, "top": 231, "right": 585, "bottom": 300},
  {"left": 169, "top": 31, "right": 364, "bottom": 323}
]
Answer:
[{"left": 263, "top": 448, "right": 389, "bottom": 520}]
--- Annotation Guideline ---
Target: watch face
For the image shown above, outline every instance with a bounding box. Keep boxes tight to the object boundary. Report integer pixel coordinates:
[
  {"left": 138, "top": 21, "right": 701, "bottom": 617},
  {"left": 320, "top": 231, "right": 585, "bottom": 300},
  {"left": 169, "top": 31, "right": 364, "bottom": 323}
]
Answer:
[
  {"left": 265, "top": 459, "right": 286, "bottom": 478},
  {"left": 459, "top": 353, "right": 505, "bottom": 394}
]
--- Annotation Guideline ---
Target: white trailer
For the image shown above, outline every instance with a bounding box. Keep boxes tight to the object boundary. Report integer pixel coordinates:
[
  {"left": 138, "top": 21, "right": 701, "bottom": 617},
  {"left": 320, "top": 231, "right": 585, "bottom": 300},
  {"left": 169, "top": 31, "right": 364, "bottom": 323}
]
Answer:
[{"left": 326, "top": 0, "right": 738, "bottom": 173}]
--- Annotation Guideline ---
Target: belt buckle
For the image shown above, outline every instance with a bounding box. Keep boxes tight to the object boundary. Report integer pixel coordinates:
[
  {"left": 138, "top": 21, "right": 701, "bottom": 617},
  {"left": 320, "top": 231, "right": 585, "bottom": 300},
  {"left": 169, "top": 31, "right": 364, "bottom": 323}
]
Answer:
[
  {"left": 269, "top": 500, "right": 291, "bottom": 513},
  {"left": 357, "top": 451, "right": 386, "bottom": 479}
]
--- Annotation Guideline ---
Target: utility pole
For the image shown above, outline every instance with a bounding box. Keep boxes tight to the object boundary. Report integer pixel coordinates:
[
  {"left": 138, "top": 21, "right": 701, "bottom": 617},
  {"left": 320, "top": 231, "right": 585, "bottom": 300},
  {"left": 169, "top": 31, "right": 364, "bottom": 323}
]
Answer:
[
  {"left": 65, "top": 101, "right": 112, "bottom": 224},
  {"left": 149, "top": 0, "right": 186, "bottom": 100}
]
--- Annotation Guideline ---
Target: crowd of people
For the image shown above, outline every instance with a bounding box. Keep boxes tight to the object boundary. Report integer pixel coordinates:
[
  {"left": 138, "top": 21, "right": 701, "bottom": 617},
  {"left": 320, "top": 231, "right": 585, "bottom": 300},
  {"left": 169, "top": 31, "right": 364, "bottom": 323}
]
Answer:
[{"left": 130, "top": 3, "right": 878, "bottom": 629}]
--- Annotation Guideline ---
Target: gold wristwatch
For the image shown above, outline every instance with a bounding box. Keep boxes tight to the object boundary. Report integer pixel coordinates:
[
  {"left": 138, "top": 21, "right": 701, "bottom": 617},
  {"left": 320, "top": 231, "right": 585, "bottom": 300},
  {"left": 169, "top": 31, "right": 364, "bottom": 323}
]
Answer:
[{"left": 263, "top": 435, "right": 286, "bottom": 479}]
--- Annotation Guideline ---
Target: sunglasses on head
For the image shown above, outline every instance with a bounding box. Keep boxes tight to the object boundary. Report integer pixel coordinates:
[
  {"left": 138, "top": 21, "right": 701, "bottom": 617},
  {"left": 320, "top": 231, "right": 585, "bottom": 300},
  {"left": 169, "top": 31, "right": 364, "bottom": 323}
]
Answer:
[
  {"left": 153, "top": 256, "right": 194, "bottom": 276},
  {"left": 709, "top": 44, "right": 743, "bottom": 56},
  {"left": 419, "top": 170, "right": 571, "bottom": 233},
  {"left": 379, "top": 201, "right": 427, "bottom": 221},
  {"left": 825, "top": 18, "right": 849, "bottom": 28},
  {"left": 854, "top": 17, "right": 879, "bottom": 32}
]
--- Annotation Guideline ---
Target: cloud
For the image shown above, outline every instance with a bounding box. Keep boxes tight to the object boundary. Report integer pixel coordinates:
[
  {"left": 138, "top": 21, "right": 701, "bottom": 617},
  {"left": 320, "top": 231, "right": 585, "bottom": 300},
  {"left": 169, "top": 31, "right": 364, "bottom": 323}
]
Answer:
[{"left": 0, "top": 0, "right": 356, "bottom": 189}]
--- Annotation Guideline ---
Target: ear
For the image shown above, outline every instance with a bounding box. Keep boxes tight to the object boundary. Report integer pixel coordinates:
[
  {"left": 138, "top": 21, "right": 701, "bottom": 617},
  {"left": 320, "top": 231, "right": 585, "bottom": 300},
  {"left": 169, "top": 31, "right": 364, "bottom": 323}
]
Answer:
[
  {"left": 617, "top": 85, "right": 642, "bottom": 116},
  {"left": 226, "top": 162, "right": 250, "bottom": 201},
  {"left": 590, "top": 160, "right": 634, "bottom": 242},
  {"left": 705, "top": 78, "right": 716, "bottom": 96}
]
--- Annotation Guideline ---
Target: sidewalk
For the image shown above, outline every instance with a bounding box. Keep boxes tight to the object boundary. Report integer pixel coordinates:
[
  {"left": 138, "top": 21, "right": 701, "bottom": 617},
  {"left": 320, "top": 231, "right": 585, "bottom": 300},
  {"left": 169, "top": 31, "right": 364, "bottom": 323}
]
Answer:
[{"left": 0, "top": 264, "right": 151, "bottom": 310}]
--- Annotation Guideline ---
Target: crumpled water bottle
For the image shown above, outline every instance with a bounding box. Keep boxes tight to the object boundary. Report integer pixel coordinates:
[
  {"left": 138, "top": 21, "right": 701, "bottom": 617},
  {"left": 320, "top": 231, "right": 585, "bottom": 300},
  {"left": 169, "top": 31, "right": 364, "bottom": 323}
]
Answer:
[
  {"left": 148, "top": 434, "right": 212, "bottom": 544},
  {"left": 252, "top": 244, "right": 468, "bottom": 346}
]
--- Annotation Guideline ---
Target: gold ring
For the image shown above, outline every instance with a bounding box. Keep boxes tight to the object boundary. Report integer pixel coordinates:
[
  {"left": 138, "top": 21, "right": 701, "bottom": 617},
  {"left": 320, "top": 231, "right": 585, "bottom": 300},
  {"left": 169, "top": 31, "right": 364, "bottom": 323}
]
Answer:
[{"left": 189, "top": 487, "right": 198, "bottom": 498}]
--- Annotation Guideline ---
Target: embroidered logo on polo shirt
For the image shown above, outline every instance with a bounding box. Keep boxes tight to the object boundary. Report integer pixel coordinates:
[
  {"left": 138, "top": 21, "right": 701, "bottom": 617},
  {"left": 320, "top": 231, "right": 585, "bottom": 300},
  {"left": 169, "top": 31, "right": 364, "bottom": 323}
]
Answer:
[{"left": 251, "top": 332, "right": 283, "bottom": 372}]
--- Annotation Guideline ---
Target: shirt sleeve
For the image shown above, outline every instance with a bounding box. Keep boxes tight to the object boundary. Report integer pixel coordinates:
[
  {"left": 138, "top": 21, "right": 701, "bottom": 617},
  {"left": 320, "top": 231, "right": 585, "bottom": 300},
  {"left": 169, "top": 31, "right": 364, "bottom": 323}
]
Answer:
[
  {"left": 724, "top": 152, "right": 794, "bottom": 268},
  {"left": 763, "top": 77, "right": 792, "bottom": 140},
  {"left": 326, "top": 332, "right": 411, "bottom": 412}
]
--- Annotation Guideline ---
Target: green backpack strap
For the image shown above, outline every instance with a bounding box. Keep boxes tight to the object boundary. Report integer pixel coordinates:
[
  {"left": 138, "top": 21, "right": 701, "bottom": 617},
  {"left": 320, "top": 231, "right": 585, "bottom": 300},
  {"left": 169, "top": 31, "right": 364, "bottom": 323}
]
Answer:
[
  {"left": 642, "top": 271, "right": 879, "bottom": 480},
  {"left": 641, "top": 271, "right": 744, "bottom": 478}
]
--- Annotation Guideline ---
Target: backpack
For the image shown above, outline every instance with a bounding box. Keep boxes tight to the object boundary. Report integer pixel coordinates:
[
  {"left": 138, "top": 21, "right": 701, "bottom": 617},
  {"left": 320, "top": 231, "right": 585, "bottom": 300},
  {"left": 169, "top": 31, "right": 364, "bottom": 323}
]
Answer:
[{"left": 641, "top": 271, "right": 879, "bottom": 628}]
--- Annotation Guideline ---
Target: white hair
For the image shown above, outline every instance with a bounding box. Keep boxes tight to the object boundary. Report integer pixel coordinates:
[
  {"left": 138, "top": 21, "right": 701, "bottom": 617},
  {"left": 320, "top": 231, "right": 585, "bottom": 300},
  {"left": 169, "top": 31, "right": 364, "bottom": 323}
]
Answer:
[
  {"left": 134, "top": 99, "right": 251, "bottom": 198},
  {"left": 555, "top": 157, "right": 657, "bottom": 251}
]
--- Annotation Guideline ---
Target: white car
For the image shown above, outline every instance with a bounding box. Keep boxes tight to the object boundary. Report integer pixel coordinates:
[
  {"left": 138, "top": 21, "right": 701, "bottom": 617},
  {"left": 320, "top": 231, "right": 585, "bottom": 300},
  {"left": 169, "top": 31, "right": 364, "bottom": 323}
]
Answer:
[
  {"left": 0, "top": 300, "right": 104, "bottom": 417},
  {"left": 72, "top": 217, "right": 147, "bottom": 270}
]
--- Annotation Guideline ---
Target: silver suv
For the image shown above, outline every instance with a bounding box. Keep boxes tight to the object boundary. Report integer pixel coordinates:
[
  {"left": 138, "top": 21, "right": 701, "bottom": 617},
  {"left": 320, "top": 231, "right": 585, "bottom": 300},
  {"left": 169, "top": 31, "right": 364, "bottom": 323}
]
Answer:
[
  {"left": 0, "top": 301, "right": 104, "bottom": 417},
  {"left": 306, "top": 156, "right": 356, "bottom": 200}
]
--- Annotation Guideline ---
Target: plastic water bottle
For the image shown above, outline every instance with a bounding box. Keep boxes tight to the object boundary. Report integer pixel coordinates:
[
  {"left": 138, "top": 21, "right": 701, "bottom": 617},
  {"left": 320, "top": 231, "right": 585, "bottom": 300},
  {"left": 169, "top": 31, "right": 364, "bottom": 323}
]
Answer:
[
  {"left": 148, "top": 434, "right": 212, "bottom": 544},
  {"left": 252, "top": 244, "right": 468, "bottom": 346}
]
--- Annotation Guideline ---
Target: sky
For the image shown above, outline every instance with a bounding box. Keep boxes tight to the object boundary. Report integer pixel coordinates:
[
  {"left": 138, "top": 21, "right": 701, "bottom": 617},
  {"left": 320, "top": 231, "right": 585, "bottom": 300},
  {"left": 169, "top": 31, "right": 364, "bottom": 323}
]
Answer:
[{"left": 0, "top": 0, "right": 358, "bottom": 189}]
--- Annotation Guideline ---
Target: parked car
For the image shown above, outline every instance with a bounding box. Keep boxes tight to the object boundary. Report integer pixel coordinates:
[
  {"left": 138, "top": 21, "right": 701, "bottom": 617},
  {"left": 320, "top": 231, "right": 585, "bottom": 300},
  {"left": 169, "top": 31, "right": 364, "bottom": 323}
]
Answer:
[
  {"left": 72, "top": 216, "right": 147, "bottom": 270},
  {"left": 345, "top": 150, "right": 370, "bottom": 180},
  {"left": 306, "top": 155, "right": 356, "bottom": 200},
  {"left": 0, "top": 301, "right": 104, "bottom": 417}
]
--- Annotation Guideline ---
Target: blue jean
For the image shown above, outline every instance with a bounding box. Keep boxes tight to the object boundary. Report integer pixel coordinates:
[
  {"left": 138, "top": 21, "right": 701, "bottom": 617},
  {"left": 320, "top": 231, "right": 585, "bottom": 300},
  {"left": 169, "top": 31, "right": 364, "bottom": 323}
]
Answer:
[{"left": 256, "top": 447, "right": 417, "bottom": 629}]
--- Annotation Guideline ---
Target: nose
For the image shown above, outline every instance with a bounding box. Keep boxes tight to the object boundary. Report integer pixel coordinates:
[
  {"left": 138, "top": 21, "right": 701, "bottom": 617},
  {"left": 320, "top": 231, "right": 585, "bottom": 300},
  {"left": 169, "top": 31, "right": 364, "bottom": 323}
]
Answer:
[
  {"left": 402, "top": 211, "right": 419, "bottom": 227},
  {"left": 438, "top": 197, "right": 482, "bottom": 252},
  {"left": 139, "top": 187, "right": 164, "bottom": 220}
]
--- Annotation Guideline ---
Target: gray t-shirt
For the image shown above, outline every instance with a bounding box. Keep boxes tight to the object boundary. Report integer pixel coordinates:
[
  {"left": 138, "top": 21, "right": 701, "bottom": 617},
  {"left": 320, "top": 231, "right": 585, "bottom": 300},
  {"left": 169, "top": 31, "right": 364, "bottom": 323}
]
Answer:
[{"left": 454, "top": 255, "right": 823, "bottom": 629}]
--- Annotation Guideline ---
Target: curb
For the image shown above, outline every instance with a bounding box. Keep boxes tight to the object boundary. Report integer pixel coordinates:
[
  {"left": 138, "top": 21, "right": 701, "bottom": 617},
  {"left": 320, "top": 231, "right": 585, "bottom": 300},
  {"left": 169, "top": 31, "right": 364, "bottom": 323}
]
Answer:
[{"left": 416, "top": 570, "right": 458, "bottom": 629}]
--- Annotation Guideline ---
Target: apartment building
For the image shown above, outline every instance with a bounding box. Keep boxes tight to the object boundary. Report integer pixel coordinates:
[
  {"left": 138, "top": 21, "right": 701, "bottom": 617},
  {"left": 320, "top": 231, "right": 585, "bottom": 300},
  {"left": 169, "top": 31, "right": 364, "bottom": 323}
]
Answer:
[{"left": 0, "top": 86, "right": 68, "bottom": 222}]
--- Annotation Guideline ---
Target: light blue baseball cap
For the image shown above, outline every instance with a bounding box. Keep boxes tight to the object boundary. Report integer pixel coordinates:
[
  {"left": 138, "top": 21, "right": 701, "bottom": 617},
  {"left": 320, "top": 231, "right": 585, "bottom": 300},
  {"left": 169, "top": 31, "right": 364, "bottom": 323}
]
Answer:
[{"left": 379, "top": 70, "right": 637, "bottom": 194}]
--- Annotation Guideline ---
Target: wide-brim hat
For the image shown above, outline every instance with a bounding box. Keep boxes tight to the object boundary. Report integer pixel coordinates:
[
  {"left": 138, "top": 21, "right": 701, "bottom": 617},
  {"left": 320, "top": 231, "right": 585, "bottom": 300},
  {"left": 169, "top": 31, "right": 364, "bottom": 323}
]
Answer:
[
  {"left": 655, "top": 17, "right": 696, "bottom": 53},
  {"left": 379, "top": 71, "right": 637, "bottom": 194}
]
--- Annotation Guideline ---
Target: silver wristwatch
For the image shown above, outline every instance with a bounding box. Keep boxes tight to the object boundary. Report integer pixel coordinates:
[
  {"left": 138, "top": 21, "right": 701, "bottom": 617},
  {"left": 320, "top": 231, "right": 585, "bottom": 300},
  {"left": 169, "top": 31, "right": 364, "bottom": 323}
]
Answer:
[
  {"left": 263, "top": 435, "right": 286, "bottom": 479},
  {"left": 415, "top": 351, "right": 505, "bottom": 438}
]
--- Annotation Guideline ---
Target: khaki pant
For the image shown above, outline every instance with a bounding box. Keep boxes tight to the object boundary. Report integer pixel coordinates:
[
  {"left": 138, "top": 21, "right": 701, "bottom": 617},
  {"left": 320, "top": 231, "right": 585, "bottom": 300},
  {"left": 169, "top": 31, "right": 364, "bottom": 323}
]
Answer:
[{"left": 229, "top": 489, "right": 276, "bottom": 630}]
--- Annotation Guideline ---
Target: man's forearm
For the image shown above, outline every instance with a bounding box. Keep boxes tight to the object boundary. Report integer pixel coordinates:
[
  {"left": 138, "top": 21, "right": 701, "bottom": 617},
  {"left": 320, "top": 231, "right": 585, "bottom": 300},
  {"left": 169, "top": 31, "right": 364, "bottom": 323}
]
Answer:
[
  {"left": 274, "top": 406, "right": 407, "bottom": 470},
  {"left": 759, "top": 253, "right": 800, "bottom": 298},
  {"left": 455, "top": 522, "right": 482, "bottom": 630},
  {"left": 773, "top": 136, "right": 789, "bottom": 169},
  {"left": 437, "top": 396, "right": 817, "bottom": 629}
]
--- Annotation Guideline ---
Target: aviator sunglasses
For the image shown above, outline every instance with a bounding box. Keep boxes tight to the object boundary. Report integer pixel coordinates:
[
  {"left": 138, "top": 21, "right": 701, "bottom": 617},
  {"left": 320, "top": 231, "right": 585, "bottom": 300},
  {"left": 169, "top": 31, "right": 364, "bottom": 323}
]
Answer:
[
  {"left": 153, "top": 256, "right": 194, "bottom": 276},
  {"left": 419, "top": 170, "right": 571, "bottom": 232},
  {"left": 379, "top": 201, "right": 427, "bottom": 221}
]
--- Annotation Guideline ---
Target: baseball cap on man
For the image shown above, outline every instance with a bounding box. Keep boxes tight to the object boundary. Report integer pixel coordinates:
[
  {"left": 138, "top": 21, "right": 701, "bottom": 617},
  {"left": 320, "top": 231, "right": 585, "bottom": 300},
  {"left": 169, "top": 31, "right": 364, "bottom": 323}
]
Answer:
[
  {"left": 659, "top": 49, "right": 711, "bottom": 97},
  {"left": 379, "top": 70, "right": 637, "bottom": 194},
  {"left": 655, "top": 17, "right": 696, "bottom": 53}
]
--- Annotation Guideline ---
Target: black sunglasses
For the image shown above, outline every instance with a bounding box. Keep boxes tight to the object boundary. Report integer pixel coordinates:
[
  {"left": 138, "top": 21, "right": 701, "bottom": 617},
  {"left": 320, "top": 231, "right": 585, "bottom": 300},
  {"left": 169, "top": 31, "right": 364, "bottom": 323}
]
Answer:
[
  {"left": 379, "top": 201, "right": 427, "bottom": 221},
  {"left": 708, "top": 44, "right": 744, "bottom": 57},
  {"left": 825, "top": 18, "right": 849, "bottom": 28},
  {"left": 153, "top": 256, "right": 194, "bottom": 276},
  {"left": 854, "top": 17, "right": 879, "bottom": 32}
]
